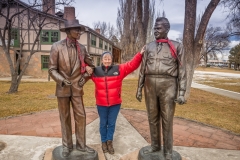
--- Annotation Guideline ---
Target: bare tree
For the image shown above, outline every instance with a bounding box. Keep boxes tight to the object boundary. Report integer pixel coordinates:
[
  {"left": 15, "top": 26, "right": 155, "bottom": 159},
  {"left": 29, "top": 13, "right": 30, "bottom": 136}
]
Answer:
[
  {"left": 183, "top": 0, "right": 221, "bottom": 98},
  {"left": 136, "top": 0, "right": 149, "bottom": 50},
  {"left": 117, "top": 0, "right": 138, "bottom": 61},
  {"left": 92, "top": 21, "right": 116, "bottom": 39},
  {"left": 0, "top": 0, "right": 73, "bottom": 93},
  {"left": 146, "top": 0, "right": 155, "bottom": 43},
  {"left": 117, "top": 0, "right": 154, "bottom": 61},
  {"left": 200, "top": 26, "right": 230, "bottom": 67},
  {"left": 93, "top": 21, "right": 107, "bottom": 36},
  {"left": 222, "top": 0, "right": 240, "bottom": 36}
]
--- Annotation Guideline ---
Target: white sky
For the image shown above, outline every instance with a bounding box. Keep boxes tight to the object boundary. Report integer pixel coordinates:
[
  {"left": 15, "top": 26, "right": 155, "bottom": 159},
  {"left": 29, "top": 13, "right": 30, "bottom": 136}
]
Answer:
[
  {"left": 74, "top": 0, "right": 239, "bottom": 54},
  {"left": 75, "top": 0, "right": 230, "bottom": 40},
  {"left": 21, "top": 0, "right": 230, "bottom": 40},
  {"left": 20, "top": 0, "right": 238, "bottom": 49}
]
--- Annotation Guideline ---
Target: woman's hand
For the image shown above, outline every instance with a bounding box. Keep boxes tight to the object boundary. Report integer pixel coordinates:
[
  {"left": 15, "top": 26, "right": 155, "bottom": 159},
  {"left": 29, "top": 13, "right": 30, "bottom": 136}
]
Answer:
[{"left": 140, "top": 45, "right": 146, "bottom": 54}]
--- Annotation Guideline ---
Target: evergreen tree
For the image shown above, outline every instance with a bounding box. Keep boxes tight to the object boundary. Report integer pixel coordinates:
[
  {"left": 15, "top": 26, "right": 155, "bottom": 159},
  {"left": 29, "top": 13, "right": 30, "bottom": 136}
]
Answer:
[{"left": 229, "top": 43, "right": 240, "bottom": 70}]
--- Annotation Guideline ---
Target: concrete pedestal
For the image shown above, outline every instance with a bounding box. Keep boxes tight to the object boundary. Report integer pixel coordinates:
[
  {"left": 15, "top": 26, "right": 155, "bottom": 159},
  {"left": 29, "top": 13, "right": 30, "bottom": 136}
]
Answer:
[
  {"left": 138, "top": 146, "right": 182, "bottom": 160},
  {"left": 52, "top": 145, "right": 99, "bottom": 160}
]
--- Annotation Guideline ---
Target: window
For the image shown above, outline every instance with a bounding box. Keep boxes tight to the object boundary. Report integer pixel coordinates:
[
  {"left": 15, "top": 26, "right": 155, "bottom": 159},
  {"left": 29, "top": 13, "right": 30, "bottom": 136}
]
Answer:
[
  {"left": 105, "top": 42, "right": 108, "bottom": 50},
  {"left": 99, "top": 38, "right": 103, "bottom": 48},
  {"left": 109, "top": 45, "right": 112, "bottom": 52},
  {"left": 41, "top": 55, "right": 49, "bottom": 69},
  {"left": 91, "top": 34, "right": 96, "bottom": 46},
  {"left": 97, "top": 57, "right": 101, "bottom": 66},
  {"left": 41, "top": 30, "right": 60, "bottom": 44},
  {"left": 11, "top": 28, "right": 19, "bottom": 47}
]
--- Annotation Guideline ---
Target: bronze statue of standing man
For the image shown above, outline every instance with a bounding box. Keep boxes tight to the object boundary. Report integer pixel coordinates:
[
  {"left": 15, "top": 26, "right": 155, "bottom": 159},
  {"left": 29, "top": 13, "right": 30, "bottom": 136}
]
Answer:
[
  {"left": 136, "top": 17, "right": 186, "bottom": 160},
  {"left": 49, "top": 19, "right": 97, "bottom": 159}
]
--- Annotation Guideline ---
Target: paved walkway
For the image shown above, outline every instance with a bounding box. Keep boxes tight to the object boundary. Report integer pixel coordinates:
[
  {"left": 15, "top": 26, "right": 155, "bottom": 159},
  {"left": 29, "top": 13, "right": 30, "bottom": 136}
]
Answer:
[
  {"left": 0, "top": 108, "right": 239, "bottom": 151},
  {"left": 191, "top": 82, "right": 240, "bottom": 100}
]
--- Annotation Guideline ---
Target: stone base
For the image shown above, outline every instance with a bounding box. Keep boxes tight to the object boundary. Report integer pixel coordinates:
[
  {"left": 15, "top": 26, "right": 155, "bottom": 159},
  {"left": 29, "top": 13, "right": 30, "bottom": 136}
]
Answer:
[
  {"left": 52, "top": 145, "right": 99, "bottom": 160},
  {"left": 138, "top": 146, "right": 182, "bottom": 160}
]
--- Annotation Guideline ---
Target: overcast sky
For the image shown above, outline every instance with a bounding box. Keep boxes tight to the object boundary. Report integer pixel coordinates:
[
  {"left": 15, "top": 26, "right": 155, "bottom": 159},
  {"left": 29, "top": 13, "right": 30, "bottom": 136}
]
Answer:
[
  {"left": 74, "top": 0, "right": 230, "bottom": 40},
  {"left": 20, "top": 0, "right": 230, "bottom": 40}
]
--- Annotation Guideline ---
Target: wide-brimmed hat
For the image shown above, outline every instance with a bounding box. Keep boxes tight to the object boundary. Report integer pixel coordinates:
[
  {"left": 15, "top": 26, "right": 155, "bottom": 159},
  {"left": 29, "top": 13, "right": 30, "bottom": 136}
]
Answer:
[{"left": 60, "top": 19, "right": 85, "bottom": 32}]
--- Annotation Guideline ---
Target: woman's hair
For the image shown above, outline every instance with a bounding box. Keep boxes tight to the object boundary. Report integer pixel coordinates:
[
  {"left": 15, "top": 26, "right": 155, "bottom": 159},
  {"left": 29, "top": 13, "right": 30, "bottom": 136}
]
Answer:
[{"left": 101, "top": 51, "right": 113, "bottom": 60}]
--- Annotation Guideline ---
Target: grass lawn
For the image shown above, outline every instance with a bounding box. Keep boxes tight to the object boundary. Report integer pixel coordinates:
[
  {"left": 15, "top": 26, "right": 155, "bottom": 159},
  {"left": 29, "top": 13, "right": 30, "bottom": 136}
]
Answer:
[
  {"left": 196, "top": 66, "right": 240, "bottom": 74},
  {"left": 0, "top": 79, "right": 240, "bottom": 134}
]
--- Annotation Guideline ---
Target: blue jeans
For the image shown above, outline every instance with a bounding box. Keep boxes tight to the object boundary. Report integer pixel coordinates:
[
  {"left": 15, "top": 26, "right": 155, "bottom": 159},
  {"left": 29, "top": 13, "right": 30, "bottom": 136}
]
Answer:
[{"left": 97, "top": 104, "right": 121, "bottom": 142}]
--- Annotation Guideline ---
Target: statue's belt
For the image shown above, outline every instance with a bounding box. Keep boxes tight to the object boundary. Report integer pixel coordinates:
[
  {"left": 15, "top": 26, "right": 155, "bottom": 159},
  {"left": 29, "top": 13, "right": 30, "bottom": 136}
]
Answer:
[{"left": 145, "top": 74, "right": 176, "bottom": 78}]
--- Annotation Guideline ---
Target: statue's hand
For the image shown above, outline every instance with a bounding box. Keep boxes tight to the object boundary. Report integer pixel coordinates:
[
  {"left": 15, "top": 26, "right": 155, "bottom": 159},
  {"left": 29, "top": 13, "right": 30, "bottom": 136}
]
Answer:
[
  {"left": 174, "top": 96, "right": 185, "bottom": 105},
  {"left": 63, "top": 79, "right": 72, "bottom": 86},
  {"left": 136, "top": 91, "right": 142, "bottom": 102},
  {"left": 86, "top": 66, "right": 93, "bottom": 75},
  {"left": 78, "top": 77, "right": 86, "bottom": 87}
]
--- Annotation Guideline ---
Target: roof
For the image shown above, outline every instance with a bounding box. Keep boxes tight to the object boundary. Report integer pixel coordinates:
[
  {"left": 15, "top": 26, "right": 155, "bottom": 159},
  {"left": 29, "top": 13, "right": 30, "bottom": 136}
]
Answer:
[
  {"left": 4, "top": 0, "right": 121, "bottom": 50},
  {"left": 86, "top": 27, "right": 121, "bottom": 50},
  {"left": 5, "top": 0, "right": 66, "bottom": 22}
]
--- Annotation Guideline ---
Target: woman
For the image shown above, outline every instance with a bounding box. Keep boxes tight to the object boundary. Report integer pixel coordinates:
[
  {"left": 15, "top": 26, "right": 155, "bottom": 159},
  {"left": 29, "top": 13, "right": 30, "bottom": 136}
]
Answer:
[{"left": 83, "top": 47, "right": 144, "bottom": 154}]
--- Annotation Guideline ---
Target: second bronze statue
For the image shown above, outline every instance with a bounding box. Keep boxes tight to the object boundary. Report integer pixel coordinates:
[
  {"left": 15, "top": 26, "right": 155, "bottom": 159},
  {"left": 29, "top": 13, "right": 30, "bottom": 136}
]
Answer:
[{"left": 137, "top": 17, "right": 186, "bottom": 160}]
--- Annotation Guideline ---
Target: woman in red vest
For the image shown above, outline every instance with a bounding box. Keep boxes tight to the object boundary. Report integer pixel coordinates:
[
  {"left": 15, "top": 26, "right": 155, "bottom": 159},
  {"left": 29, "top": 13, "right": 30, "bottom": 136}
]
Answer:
[{"left": 82, "top": 47, "right": 144, "bottom": 154}]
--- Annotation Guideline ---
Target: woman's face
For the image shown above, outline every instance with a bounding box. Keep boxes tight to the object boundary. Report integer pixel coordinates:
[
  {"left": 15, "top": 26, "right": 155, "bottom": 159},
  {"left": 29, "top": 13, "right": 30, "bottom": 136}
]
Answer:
[{"left": 102, "top": 54, "right": 112, "bottom": 67}]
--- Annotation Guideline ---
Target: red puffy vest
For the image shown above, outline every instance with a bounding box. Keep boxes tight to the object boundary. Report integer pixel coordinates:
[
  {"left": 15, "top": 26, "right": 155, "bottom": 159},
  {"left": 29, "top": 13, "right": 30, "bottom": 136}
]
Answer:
[{"left": 91, "top": 53, "right": 142, "bottom": 107}]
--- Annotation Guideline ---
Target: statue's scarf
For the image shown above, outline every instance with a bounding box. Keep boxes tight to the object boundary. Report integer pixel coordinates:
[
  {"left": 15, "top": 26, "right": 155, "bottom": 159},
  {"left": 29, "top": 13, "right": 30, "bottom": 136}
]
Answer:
[
  {"left": 66, "top": 38, "right": 86, "bottom": 74},
  {"left": 156, "top": 39, "right": 182, "bottom": 66}
]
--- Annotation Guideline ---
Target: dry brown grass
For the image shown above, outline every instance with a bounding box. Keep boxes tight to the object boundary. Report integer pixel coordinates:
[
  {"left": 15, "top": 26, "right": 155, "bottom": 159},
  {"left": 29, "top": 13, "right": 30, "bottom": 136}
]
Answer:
[
  {"left": 175, "top": 88, "right": 240, "bottom": 134},
  {"left": 196, "top": 66, "right": 240, "bottom": 74},
  {"left": 1, "top": 79, "right": 240, "bottom": 134},
  {"left": 0, "top": 81, "right": 57, "bottom": 118}
]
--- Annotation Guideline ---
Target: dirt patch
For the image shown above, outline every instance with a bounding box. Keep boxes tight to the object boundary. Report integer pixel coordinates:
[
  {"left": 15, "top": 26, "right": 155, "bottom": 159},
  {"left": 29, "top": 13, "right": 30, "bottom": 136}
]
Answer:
[{"left": 0, "top": 141, "right": 6, "bottom": 151}]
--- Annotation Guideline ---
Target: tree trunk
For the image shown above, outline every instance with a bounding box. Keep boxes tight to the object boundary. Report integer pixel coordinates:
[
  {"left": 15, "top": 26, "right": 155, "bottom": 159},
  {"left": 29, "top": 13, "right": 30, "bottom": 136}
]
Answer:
[
  {"left": 183, "top": 0, "right": 220, "bottom": 99},
  {"left": 137, "top": 0, "right": 149, "bottom": 50},
  {"left": 8, "top": 52, "right": 32, "bottom": 93},
  {"left": 183, "top": 0, "right": 197, "bottom": 98},
  {"left": 204, "top": 53, "right": 208, "bottom": 67},
  {"left": 8, "top": 73, "right": 19, "bottom": 93}
]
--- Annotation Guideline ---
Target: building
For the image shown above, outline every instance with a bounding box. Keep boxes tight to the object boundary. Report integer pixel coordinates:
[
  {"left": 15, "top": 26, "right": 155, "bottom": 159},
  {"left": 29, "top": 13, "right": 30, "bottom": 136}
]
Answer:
[{"left": 0, "top": 0, "right": 121, "bottom": 78}]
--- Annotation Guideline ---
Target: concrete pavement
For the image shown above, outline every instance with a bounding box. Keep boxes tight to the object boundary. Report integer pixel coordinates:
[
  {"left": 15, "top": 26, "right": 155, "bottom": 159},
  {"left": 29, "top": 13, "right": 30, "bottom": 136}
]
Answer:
[{"left": 194, "top": 70, "right": 240, "bottom": 78}]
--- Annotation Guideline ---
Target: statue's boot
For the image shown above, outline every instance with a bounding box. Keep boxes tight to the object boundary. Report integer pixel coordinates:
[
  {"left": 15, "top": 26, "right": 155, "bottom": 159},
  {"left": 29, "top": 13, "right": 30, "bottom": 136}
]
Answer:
[
  {"left": 143, "top": 146, "right": 160, "bottom": 154},
  {"left": 62, "top": 146, "right": 73, "bottom": 157},
  {"left": 165, "top": 153, "right": 173, "bottom": 160},
  {"left": 76, "top": 145, "right": 95, "bottom": 153}
]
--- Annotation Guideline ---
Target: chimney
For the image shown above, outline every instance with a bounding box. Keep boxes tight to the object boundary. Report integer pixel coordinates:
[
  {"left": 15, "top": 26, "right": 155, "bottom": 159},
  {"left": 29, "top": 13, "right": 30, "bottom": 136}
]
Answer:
[
  {"left": 42, "top": 0, "right": 55, "bottom": 15},
  {"left": 64, "top": 7, "right": 75, "bottom": 20},
  {"left": 95, "top": 28, "right": 101, "bottom": 34}
]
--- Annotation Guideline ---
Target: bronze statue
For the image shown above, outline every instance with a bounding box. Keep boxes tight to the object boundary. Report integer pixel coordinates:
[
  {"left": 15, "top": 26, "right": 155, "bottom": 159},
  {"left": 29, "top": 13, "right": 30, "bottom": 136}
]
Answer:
[
  {"left": 136, "top": 17, "right": 186, "bottom": 160},
  {"left": 48, "top": 19, "right": 96, "bottom": 158}
]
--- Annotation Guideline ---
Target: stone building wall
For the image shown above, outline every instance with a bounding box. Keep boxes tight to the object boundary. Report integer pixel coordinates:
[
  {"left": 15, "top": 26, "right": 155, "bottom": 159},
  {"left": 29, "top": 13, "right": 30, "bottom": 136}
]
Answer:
[
  {"left": 22, "top": 52, "right": 49, "bottom": 78},
  {"left": 0, "top": 48, "right": 13, "bottom": 77}
]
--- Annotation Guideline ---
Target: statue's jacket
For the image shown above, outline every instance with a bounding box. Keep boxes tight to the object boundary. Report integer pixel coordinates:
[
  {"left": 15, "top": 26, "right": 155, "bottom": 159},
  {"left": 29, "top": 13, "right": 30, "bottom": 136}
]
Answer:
[
  {"left": 91, "top": 53, "right": 142, "bottom": 107},
  {"left": 138, "top": 40, "right": 186, "bottom": 92},
  {"left": 48, "top": 39, "right": 95, "bottom": 97}
]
